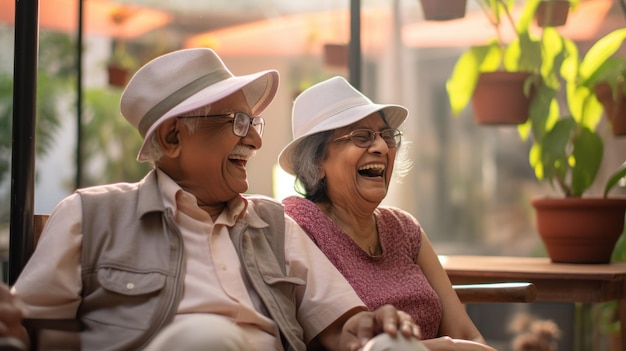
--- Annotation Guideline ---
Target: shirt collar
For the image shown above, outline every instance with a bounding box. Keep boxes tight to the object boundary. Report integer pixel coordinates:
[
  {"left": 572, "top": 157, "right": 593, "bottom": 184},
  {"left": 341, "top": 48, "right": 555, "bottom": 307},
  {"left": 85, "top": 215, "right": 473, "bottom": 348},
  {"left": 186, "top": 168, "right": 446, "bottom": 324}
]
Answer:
[{"left": 155, "top": 168, "right": 251, "bottom": 226}]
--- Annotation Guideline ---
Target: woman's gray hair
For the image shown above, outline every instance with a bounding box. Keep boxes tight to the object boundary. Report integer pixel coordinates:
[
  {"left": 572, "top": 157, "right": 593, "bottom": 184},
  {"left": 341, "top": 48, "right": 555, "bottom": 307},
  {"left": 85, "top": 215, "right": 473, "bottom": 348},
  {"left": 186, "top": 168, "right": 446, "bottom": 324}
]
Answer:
[
  {"left": 291, "top": 113, "right": 413, "bottom": 201},
  {"left": 142, "top": 105, "right": 212, "bottom": 166},
  {"left": 291, "top": 131, "right": 334, "bottom": 202}
]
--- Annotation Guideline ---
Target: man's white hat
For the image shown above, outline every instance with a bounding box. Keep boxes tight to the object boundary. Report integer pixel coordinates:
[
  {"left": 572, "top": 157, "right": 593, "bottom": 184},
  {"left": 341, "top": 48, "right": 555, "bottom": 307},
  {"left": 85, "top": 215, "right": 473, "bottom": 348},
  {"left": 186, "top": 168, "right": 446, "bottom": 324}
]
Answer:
[{"left": 120, "top": 48, "right": 279, "bottom": 162}]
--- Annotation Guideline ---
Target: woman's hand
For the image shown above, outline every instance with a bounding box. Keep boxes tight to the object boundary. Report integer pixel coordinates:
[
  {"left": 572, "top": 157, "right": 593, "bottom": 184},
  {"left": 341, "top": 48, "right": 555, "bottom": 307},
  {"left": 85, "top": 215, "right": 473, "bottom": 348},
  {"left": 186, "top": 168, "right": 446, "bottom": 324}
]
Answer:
[{"left": 341, "top": 304, "right": 422, "bottom": 351}]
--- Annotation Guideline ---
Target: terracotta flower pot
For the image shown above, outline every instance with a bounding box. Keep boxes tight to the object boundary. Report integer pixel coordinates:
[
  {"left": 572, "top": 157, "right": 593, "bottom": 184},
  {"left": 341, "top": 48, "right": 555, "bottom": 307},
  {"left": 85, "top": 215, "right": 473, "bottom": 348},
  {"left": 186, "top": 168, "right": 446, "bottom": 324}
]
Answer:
[
  {"left": 107, "top": 64, "right": 130, "bottom": 88},
  {"left": 323, "top": 43, "right": 348, "bottom": 68},
  {"left": 535, "top": 0, "right": 570, "bottom": 27},
  {"left": 532, "top": 197, "right": 626, "bottom": 264},
  {"left": 419, "top": 0, "right": 466, "bottom": 21},
  {"left": 471, "top": 71, "right": 535, "bottom": 125},
  {"left": 595, "top": 82, "right": 626, "bottom": 136}
]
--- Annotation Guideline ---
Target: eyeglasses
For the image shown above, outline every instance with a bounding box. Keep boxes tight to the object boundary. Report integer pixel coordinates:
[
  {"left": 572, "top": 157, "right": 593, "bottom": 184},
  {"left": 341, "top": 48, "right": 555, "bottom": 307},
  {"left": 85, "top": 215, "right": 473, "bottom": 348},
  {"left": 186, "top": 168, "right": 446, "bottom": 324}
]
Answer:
[
  {"left": 333, "top": 128, "right": 402, "bottom": 148},
  {"left": 178, "top": 112, "right": 265, "bottom": 137}
]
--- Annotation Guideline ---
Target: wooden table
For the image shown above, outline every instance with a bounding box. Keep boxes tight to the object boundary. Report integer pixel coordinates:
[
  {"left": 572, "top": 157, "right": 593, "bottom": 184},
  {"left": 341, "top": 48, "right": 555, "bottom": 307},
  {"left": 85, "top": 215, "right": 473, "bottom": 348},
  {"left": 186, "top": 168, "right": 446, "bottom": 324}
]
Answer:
[{"left": 439, "top": 255, "right": 626, "bottom": 350}]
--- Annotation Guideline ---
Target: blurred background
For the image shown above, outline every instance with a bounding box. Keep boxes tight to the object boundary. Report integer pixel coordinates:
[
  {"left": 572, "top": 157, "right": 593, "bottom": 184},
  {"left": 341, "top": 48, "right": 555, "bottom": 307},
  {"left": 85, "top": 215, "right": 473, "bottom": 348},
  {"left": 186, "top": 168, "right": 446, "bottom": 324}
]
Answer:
[{"left": 1, "top": 0, "right": 626, "bottom": 349}]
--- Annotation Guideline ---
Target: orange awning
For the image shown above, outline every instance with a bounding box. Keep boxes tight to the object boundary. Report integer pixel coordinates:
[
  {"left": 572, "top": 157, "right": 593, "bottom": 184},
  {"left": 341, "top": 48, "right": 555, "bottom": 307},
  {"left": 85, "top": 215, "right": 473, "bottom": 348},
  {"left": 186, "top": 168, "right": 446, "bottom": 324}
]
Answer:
[
  {"left": 0, "top": 0, "right": 171, "bottom": 38},
  {"left": 185, "top": 7, "right": 392, "bottom": 56}
]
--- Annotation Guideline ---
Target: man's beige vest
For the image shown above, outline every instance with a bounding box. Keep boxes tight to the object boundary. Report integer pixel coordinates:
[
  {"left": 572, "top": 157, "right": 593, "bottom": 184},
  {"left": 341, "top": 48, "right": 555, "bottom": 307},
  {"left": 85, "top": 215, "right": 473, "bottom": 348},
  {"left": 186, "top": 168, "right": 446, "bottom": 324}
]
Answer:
[{"left": 76, "top": 170, "right": 305, "bottom": 350}]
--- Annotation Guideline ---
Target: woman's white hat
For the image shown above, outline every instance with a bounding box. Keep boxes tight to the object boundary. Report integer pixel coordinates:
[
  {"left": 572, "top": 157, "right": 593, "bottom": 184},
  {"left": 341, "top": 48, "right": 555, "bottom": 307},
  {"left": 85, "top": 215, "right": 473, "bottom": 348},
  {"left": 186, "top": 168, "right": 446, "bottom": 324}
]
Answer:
[
  {"left": 120, "top": 48, "right": 279, "bottom": 162},
  {"left": 278, "top": 76, "right": 408, "bottom": 175}
]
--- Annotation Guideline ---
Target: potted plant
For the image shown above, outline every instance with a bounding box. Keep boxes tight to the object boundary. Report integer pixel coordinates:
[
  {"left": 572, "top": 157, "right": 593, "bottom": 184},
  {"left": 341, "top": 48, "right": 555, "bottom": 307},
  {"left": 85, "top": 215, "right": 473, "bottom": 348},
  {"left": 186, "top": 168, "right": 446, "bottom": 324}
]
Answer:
[
  {"left": 523, "top": 27, "right": 626, "bottom": 263},
  {"left": 419, "top": 0, "right": 467, "bottom": 21},
  {"left": 446, "top": 0, "right": 544, "bottom": 125},
  {"left": 323, "top": 43, "right": 348, "bottom": 68},
  {"left": 106, "top": 40, "right": 138, "bottom": 88}
]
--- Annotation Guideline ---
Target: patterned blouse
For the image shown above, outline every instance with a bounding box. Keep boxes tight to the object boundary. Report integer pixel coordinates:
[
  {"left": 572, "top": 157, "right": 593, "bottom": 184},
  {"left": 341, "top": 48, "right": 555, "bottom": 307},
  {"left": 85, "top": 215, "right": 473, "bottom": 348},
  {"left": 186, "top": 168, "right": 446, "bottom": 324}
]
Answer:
[{"left": 283, "top": 196, "right": 443, "bottom": 339}]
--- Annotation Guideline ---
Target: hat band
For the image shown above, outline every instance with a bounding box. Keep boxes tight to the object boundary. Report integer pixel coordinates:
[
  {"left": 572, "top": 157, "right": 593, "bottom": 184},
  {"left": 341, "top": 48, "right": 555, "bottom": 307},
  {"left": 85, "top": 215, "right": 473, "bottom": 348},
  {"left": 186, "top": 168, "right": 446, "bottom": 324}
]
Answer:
[{"left": 138, "top": 69, "right": 233, "bottom": 137}]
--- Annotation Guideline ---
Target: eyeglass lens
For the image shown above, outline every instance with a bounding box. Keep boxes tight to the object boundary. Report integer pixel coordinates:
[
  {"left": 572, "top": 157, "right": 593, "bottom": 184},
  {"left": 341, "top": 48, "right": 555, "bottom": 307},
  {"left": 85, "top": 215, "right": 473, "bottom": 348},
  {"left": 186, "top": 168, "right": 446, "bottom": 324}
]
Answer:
[
  {"left": 341, "top": 129, "right": 401, "bottom": 148},
  {"left": 233, "top": 112, "right": 264, "bottom": 137}
]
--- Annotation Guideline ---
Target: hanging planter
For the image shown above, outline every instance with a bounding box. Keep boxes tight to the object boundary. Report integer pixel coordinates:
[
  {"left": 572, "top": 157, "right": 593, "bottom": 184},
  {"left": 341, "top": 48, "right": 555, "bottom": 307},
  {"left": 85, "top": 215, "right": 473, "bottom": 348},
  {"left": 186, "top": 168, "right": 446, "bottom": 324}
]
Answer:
[
  {"left": 106, "top": 37, "right": 138, "bottom": 88},
  {"left": 471, "top": 71, "right": 535, "bottom": 125},
  {"left": 419, "top": 0, "right": 467, "bottom": 21},
  {"left": 106, "top": 64, "right": 130, "bottom": 87},
  {"left": 446, "top": 1, "right": 544, "bottom": 126},
  {"left": 532, "top": 197, "right": 626, "bottom": 263},
  {"left": 323, "top": 43, "right": 348, "bottom": 68},
  {"left": 535, "top": 0, "right": 571, "bottom": 27},
  {"left": 595, "top": 82, "right": 626, "bottom": 136}
]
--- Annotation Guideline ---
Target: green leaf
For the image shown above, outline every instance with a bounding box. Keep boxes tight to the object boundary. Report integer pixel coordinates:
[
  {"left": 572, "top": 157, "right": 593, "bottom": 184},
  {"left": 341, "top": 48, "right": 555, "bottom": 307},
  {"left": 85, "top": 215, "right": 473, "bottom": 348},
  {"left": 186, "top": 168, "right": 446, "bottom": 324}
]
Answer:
[
  {"left": 567, "top": 84, "right": 603, "bottom": 130},
  {"left": 584, "top": 57, "right": 626, "bottom": 89},
  {"left": 517, "top": 0, "right": 539, "bottom": 33},
  {"left": 540, "top": 28, "right": 574, "bottom": 89},
  {"left": 559, "top": 37, "right": 580, "bottom": 83},
  {"left": 518, "top": 119, "right": 532, "bottom": 141},
  {"left": 567, "top": 84, "right": 595, "bottom": 124},
  {"left": 541, "top": 118, "right": 575, "bottom": 185},
  {"left": 529, "top": 142, "right": 544, "bottom": 180},
  {"left": 479, "top": 40, "right": 503, "bottom": 72},
  {"left": 528, "top": 84, "right": 558, "bottom": 140},
  {"left": 446, "top": 45, "right": 493, "bottom": 115},
  {"left": 506, "top": 32, "right": 541, "bottom": 72},
  {"left": 580, "top": 28, "right": 626, "bottom": 82},
  {"left": 570, "top": 127, "right": 603, "bottom": 197},
  {"left": 579, "top": 90, "right": 604, "bottom": 130},
  {"left": 604, "top": 161, "right": 626, "bottom": 197}
]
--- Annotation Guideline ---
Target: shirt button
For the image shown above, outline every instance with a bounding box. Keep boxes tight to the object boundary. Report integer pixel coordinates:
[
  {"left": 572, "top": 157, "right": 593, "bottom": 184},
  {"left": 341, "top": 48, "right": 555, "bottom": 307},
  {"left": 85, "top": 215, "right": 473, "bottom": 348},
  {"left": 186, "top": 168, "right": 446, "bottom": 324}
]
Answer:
[
  {"left": 220, "top": 264, "right": 227, "bottom": 271},
  {"left": 126, "top": 283, "right": 135, "bottom": 290}
]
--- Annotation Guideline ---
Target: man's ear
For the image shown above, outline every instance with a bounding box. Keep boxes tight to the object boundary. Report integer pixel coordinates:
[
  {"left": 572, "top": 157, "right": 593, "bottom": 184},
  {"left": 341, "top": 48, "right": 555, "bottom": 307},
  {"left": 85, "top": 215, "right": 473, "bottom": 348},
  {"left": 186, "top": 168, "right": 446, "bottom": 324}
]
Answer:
[{"left": 156, "top": 118, "right": 181, "bottom": 157}]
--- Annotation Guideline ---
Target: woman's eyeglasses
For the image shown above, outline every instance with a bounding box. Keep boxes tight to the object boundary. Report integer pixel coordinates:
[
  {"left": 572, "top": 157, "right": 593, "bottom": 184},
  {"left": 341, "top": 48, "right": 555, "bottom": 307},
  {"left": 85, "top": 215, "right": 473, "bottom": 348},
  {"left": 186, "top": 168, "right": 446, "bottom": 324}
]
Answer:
[
  {"left": 178, "top": 112, "right": 265, "bottom": 137},
  {"left": 333, "top": 128, "right": 402, "bottom": 148}
]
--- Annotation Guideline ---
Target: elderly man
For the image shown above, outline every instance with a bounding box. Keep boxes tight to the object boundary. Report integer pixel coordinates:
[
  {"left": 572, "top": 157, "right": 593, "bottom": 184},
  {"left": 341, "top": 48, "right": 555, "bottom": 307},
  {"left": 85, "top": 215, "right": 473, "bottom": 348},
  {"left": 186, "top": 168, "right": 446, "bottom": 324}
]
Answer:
[{"left": 0, "top": 48, "right": 421, "bottom": 351}]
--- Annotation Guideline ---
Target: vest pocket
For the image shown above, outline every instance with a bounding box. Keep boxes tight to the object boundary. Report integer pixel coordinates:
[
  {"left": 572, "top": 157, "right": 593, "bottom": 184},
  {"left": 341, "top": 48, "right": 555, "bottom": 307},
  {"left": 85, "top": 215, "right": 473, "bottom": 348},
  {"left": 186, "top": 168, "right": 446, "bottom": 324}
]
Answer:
[
  {"left": 80, "top": 267, "right": 167, "bottom": 330},
  {"left": 262, "top": 274, "right": 305, "bottom": 286},
  {"left": 97, "top": 268, "right": 166, "bottom": 295},
  {"left": 255, "top": 257, "right": 305, "bottom": 287}
]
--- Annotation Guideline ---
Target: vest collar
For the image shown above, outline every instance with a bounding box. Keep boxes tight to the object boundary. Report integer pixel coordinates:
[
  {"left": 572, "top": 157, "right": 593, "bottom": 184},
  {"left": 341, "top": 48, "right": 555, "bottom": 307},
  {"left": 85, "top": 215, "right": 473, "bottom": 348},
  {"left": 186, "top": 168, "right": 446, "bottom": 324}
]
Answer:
[{"left": 137, "top": 169, "right": 167, "bottom": 218}]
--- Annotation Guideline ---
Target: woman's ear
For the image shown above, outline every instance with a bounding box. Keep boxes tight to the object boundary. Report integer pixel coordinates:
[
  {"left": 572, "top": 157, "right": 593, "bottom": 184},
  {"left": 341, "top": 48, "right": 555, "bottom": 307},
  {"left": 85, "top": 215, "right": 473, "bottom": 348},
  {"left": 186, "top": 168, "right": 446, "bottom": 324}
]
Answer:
[{"left": 156, "top": 119, "right": 181, "bottom": 157}]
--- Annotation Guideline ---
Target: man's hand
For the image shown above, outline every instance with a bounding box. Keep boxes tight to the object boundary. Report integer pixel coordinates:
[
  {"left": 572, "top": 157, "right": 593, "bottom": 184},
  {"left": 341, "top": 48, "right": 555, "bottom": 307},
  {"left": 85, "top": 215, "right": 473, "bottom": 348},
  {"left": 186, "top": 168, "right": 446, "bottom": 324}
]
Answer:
[
  {"left": 341, "top": 304, "right": 421, "bottom": 351},
  {"left": 0, "top": 284, "right": 28, "bottom": 349}
]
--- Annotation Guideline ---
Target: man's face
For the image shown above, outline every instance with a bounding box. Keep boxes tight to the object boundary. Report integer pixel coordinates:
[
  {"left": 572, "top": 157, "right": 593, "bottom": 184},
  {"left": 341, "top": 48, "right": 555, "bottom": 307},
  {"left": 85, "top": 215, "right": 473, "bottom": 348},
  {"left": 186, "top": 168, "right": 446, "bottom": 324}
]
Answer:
[{"left": 166, "top": 90, "right": 263, "bottom": 205}]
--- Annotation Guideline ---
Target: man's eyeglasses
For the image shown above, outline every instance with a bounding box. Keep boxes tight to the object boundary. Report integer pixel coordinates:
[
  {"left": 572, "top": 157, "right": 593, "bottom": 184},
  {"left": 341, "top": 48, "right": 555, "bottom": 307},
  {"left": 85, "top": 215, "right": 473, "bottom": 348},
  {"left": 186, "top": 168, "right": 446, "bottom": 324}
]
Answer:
[
  {"left": 178, "top": 112, "right": 265, "bottom": 137},
  {"left": 333, "top": 128, "right": 402, "bottom": 148}
]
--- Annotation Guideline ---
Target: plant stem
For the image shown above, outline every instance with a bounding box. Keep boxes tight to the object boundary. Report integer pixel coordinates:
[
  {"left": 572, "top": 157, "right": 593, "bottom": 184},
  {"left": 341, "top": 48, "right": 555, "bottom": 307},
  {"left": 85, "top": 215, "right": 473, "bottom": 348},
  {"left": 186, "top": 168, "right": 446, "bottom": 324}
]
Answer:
[{"left": 476, "top": 0, "right": 520, "bottom": 71}]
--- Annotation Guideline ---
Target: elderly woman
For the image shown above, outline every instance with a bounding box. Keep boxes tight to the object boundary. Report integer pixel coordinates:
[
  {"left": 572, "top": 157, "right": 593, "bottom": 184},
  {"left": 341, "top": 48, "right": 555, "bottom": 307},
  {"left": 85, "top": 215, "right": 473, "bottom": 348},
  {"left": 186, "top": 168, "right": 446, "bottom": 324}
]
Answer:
[{"left": 278, "top": 76, "right": 496, "bottom": 351}]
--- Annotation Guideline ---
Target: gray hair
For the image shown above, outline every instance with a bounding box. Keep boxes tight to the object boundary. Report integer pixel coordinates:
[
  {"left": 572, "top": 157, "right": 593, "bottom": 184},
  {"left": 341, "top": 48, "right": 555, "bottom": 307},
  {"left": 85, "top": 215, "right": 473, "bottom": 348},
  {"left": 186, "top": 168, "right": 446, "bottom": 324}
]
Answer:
[
  {"left": 291, "top": 131, "right": 334, "bottom": 202},
  {"left": 291, "top": 126, "right": 412, "bottom": 202},
  {"left": 142, "top": 105, "right": 212, "bottom": 166}
]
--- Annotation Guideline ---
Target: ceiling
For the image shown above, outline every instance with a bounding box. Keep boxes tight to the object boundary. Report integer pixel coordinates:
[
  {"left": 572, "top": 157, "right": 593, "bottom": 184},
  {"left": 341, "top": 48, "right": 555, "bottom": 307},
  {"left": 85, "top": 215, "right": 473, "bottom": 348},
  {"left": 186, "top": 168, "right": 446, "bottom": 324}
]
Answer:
[{"left": 1, "top": 0, "right": 624, "bottom": 55}]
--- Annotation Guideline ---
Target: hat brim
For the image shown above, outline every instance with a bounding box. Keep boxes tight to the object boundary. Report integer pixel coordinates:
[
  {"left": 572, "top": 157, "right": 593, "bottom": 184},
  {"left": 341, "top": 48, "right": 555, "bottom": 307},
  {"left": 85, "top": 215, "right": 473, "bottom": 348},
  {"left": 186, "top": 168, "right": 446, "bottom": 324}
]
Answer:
[{"left": 278, "top": 103, "right": 407, "bottom": 175}]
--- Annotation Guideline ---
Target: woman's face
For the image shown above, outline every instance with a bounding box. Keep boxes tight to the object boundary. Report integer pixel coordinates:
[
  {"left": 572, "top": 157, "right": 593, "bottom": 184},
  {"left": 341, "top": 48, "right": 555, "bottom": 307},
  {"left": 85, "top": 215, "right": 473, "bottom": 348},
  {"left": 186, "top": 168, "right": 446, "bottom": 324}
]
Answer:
[{"left": 320, "top": 113, "right": 397, "bottom": 208}]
